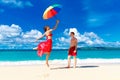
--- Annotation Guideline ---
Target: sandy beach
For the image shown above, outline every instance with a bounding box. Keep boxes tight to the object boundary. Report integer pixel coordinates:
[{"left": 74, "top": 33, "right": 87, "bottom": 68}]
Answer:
[{"left": 0, "top": 63, "right": 120, "bottom": 80}]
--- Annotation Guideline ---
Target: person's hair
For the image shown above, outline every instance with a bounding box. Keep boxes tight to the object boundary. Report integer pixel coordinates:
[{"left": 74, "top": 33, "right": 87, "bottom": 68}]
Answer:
[
  {"left": 44, "top": 26, "right": 49, "bottom": 32},
  {"left": 71, "top": 32, "right": 75, "bottom": 35}
]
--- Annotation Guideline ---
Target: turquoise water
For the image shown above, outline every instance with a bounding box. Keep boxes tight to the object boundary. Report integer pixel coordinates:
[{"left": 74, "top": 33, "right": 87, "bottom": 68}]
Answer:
[{"left": 0, "top": 49, "right": 120, "bottom": 61}]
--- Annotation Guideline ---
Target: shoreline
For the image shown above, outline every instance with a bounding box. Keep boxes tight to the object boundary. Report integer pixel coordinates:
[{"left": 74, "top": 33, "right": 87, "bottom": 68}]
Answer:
[{"left": 0, "top": 59, "right": 120, "bottom": 66}]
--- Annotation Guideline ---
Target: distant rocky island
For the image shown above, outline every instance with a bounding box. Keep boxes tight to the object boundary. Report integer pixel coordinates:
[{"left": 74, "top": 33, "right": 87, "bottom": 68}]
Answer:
[
  {"left": 0, "top": 47, "right": 120, "bottom": 51},
  {"left": 53, "top": 47, "right": 120, "bottom": 51},
  {"left": 77, "top": 47, "right": 120, "bottom": 50}
]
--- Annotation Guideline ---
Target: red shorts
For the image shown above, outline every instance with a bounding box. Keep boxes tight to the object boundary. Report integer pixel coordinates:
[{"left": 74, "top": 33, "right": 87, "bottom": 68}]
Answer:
[{"left": 68, "top": 46, "right": 77, "bottom": 56}]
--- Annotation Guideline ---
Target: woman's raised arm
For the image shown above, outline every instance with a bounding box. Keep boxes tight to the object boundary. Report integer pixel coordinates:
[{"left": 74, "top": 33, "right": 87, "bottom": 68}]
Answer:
[{"left": 52, "top": 20, "right": 60, "bottom": 30}]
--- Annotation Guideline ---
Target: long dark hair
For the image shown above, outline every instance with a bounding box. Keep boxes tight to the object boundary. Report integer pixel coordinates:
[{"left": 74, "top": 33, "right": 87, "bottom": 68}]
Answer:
[{"left": 44, "top": 26, "right": 49, "bottom": 32}]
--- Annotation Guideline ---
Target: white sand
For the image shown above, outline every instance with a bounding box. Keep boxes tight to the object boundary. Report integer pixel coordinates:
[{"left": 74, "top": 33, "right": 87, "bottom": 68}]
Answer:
[{"left": 0, "top": 63, "right": 120, "bottom": 80}]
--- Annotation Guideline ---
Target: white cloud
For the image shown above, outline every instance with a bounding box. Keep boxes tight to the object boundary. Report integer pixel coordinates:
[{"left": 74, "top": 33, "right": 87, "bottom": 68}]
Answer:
[
  {"left": 0, "top": 24, "right": 42, "bottom": 49},
  {"left": 22, "top": 30, "right": 42, "bottom": 39},
  {"left": 104, "top": 41, "right": 120, "bottom": 47},
  {"left": 0, "top": 24, "right": 22, "bottom": 38},
  {"left": 0, "top": 34, "right": 3, "bottom": 39},
  {"left": 63, "top": 28, "right": 69, "bottom": 36},
  {"left": 20, "top": 29, "right": 42, "bottom": 43},
  {"left": 0, "top": 0, "right": 33, "bottom": 8},
  {"left": 0, "top": 25, "right": 120, "bottom": 49},
  {"left": 82, "top": 32, "right": 105, "bottom": 45},
  {"left": 56, "top": 28, "right": 106, "bottom": 48},
  {"left": 58, "top": 37, "right": 70, "bottom": 43}
]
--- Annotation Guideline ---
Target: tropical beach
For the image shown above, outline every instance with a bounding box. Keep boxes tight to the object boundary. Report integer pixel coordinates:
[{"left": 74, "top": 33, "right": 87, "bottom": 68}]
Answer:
[
  {"left": 0, "top": 0, "right": 120, "bottom": 80},
  {"left": 0, "top": 49, "right": 120, "bottom": 80}
]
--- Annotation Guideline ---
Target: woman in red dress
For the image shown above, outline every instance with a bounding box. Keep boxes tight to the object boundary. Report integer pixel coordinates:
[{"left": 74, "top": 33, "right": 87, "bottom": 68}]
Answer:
[{"left": 33, "top": 20, "right": 59, "bottom": 67}]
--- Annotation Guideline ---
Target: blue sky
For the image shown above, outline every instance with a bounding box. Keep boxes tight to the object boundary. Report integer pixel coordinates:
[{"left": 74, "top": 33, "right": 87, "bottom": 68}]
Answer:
[{"left": 0, "top": 0, "right": 120, "bottom": 49}]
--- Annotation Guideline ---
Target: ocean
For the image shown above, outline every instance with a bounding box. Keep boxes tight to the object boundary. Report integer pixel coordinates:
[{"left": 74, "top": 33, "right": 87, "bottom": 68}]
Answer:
[{"left": 0, "top": 49, "right": 120, "bottom": 65}]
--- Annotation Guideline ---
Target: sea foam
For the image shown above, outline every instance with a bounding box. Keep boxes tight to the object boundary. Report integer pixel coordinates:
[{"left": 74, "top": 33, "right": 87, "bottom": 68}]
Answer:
[{"left": 0, "top": 58, "right": 120, "bottom": 66}]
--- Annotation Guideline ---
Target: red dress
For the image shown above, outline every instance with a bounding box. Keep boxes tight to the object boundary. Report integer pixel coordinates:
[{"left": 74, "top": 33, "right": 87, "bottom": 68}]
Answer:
[
  {"left": 37, "top": 34, "right": 52, "bottom": 56},
  {"left": 68, "top": 46, "right": 77, "bottom": 56}
]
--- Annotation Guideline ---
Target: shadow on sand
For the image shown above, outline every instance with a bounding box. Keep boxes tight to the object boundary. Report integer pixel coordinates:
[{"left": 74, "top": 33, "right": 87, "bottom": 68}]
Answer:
[
  {"left": 50, "top": 67, "right": 69, "bottom": 70},
  {"left": 79, "top": 65, "right": 99, "bottom": 68},
  {"left": 51, "top": 65, "right": 99, "bottom": 70}
]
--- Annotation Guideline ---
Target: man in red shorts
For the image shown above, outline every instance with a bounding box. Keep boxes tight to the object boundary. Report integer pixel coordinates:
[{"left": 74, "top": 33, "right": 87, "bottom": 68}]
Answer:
[{"left": 67, "top": 32, "right": 78, "bottom": 68}]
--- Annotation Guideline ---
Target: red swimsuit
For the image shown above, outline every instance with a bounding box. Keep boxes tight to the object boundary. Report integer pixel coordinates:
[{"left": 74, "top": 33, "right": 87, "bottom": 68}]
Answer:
[{"left": 37, "top": 34, "right": 52, "bottom": 56}]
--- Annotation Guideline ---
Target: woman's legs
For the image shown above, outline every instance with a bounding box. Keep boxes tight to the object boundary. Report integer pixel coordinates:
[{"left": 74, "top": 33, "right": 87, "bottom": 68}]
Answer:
[{"left": 45, "top": 52, "right": 50, "bottom": 67}]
